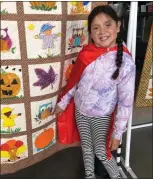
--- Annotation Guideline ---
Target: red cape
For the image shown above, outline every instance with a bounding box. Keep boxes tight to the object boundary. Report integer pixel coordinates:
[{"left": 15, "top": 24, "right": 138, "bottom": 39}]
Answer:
[{"left": 58, "top": 43, "right": 130, "bottom": 159}]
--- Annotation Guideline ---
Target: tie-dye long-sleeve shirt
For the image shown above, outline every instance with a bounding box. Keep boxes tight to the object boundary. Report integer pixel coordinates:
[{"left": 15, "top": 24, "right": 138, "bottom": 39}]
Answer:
[{"left": 58, "top": 50, "right": 136, "bottom": 140}]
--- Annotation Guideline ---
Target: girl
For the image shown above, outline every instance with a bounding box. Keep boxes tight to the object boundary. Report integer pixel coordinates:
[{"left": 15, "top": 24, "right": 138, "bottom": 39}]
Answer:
[{"left": 54, "top": 5, "right": 135, "bottom": 179}]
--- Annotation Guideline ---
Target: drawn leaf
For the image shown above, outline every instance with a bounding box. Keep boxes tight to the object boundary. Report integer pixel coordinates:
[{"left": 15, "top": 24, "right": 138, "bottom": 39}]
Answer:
[
  {"left": 53, "top": 5, "right": 57, "bottom": 10},
  {"left": 11, "top": 47, "right": 16, "bottom": 54}
]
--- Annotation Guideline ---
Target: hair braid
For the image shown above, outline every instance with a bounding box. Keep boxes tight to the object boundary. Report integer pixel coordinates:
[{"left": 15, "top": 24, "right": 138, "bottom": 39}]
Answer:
[{"left": 112, "top": 33, "right": 123, "bottom": 80}]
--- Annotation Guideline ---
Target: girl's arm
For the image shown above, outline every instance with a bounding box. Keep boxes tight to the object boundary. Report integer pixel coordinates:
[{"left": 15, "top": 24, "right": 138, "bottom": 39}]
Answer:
[
  {"left": 112, "top": 61, "right": 136, "bottom": 140},
  {"left": 57, "top": 84, "right": 77, "bottom": 110}
]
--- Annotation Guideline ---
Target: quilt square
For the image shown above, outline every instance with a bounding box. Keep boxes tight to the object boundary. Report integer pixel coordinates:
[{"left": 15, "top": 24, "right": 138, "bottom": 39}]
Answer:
[
  {"left": 0, "top": 65, "right": 24, "bottom": 99},
  {"left": 0, "top": 2, "right": 17, "bottom": 14},
  {"left": 25, "top": 21, "right": 61, "bottom": 59},
  {"left": 62, "top": 58, "right": 76, "bottom": 87},
  {"left": 67, "top": 1, "right": 91, "bottom": 15},
  {"left": 31, "top": 96, "right": 57, "bottom": 129},
  {"left": 1, "top": 21, "right": 21, "bottom": 60},
  {"left": 28, "top": 62, "right": 61, "bottom": 97},
  {"left": 1, "top": 103, "right": 26, "bottom": 134},
  {"left": 65, "top": 20, "right": 88, "bottom": 55},
  {"left": 0, "top": 135, "right": 28, "bottom": 164},
  {"left": 32, "top": 122, "right": 56, "bottom": 154},
  {"left": 23, "top": 2, "right": 62, "bottom": 14}
]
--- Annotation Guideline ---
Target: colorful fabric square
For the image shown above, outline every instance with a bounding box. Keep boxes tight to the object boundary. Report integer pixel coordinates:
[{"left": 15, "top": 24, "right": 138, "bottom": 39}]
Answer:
[
  {"left": 25, "top": 21, "right": 61, "bottom": 59},
  {"left": 31, "top": 96, "right": 57, "bottom": 129},
  {"left": 1, "top": 103, "right": 26, "bottom": 134},
  {"left": 1, "top": 135, "right": 28, "bottom": 164},
  {"left": 65, "top": 20, "right": 88, "bottom": 55},
  {"left": 0, "top": 2, "right": 17, "bottom": 14},
  {"left": 23, "top": 2, "right": 62, "bottom": 14},
  {"left": 32, "top": 122, "right": 56, "bottom": 154},
  {"left": 1, "top": 21, "right": 21, "bottom": 60},
  {"left": 0, "top": 65, "right": 24, "bottom": 99}
]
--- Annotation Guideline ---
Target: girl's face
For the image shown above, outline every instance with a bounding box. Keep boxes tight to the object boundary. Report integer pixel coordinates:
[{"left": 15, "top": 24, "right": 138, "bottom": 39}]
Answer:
[{"left": 90, "top": 13, "right": 121, "bottom": 48}]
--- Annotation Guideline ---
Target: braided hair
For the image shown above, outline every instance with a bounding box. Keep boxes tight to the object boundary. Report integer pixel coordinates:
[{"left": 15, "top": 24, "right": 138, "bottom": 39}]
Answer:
[
  {"left": 88, "top": 5, "right": 123, "bottom": 80},
  {"left": 112, "top": 33, "right": 123, "bottom": 79}
]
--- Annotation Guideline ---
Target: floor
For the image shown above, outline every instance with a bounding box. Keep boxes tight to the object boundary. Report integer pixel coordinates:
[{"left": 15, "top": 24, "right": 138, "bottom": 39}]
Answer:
[
  {"left": 1, "top": 127, "right": 152, "bottom": 179},
  {"left": 122, "top": 126, "right": 152, "bottom": 178}
]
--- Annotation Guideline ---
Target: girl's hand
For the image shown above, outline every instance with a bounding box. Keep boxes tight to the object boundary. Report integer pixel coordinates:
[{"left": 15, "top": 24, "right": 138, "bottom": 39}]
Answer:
[
  {"left": 53, "top": 105, "right": 64, "bottom": 116},
  {"left": 109, "top": 138, "right": 120, "bottom": 151}
]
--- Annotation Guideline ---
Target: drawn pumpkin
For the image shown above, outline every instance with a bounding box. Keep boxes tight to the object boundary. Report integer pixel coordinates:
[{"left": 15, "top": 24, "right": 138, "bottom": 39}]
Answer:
[
  {"left": 0, "top": 73, "right": 21, "bottom": 99},
  {"left": 35, "top": 128, "right": 54, "bottom": 149},
  {"left": 30, "top": 2, "right": 56, "bottom": 8},
  {"left": 0, "top": 140, "right": 26, "bottom": 161},
  {"left": 45, "top": 2, "right": 56, "bottom": 8}
]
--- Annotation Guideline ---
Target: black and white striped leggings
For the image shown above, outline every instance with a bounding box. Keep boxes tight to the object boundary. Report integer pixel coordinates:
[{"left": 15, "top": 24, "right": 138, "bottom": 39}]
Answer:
[{"left": 75, "top": 109, "right": 121, "bottom": 179}]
